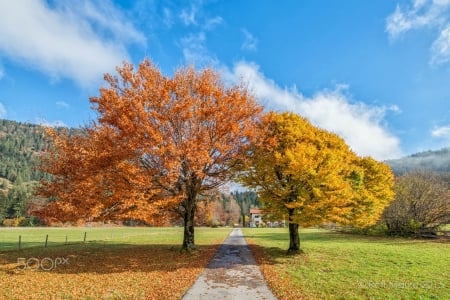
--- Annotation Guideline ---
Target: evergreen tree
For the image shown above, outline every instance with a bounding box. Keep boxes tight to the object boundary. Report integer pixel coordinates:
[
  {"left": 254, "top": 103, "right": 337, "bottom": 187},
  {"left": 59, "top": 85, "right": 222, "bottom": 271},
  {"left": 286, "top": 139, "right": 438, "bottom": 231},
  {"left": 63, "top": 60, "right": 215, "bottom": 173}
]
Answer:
[
  {"left": 231, "top": 191, "right": 260, "bottom": 227},
  {"left": 0, "top": 119, "right": 67, "bottom": 224}
]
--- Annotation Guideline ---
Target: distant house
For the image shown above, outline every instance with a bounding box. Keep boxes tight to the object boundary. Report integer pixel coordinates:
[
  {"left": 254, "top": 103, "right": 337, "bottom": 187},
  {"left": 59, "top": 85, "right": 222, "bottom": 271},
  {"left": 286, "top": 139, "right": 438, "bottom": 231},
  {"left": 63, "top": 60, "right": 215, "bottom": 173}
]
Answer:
[
  {"left": 249, "top": 208, "right": 263, "bottom": 227},
  {"left": 249, "top": 208, "right": 286, "bottom": 228}
]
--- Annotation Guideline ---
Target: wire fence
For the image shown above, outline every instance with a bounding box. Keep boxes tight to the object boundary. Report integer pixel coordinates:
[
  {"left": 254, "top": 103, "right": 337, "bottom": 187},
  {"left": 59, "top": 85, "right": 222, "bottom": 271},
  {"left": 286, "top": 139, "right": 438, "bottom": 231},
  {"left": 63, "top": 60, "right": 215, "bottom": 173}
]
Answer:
[{"left": 0, "top": 227, "right": 178, "bottom": 251}]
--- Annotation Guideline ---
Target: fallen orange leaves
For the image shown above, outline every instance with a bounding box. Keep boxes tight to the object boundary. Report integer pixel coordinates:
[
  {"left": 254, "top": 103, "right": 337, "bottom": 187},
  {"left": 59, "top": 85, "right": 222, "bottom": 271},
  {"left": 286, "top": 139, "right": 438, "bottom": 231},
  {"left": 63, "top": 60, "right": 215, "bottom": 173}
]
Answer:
[
  {"left": 0, "top": 243, "right": 221, "bottom": 299},
  {"left": 246, "top": 240, "right": 306, "bottom": 300}
]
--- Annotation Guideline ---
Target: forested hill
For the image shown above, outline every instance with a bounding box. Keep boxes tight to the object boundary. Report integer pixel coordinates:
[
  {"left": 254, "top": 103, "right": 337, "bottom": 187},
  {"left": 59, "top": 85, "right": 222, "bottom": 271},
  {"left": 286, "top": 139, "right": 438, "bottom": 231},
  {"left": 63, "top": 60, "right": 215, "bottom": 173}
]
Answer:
[
  {"left": 1, "top": 117, "right": 448, "bottom": 222},
  {"left": 386, "top": 147, "right": 450, "bottom": 175},
  {"left": 1, "top": 116, "right": 448, "bottom": 187},
  {"left": 0, "top": 119, "right": 50, "bottom": 183},
  {"left": 0, "top": 119, "right": 56, "bottom": 222}
]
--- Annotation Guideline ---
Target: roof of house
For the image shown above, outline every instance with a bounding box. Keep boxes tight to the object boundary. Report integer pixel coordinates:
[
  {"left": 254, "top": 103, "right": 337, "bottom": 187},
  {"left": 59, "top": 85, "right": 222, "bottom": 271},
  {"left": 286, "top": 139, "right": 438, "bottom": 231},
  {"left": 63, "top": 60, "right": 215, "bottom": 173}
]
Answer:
[{"left": 249, "top": 208, "right": 263, "bottom": 214}]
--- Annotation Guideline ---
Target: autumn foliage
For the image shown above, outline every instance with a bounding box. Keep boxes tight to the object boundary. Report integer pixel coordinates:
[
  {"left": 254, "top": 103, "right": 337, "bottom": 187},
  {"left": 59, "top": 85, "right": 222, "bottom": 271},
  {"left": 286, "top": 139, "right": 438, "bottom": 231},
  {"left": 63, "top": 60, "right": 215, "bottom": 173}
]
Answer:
[
  {"left": 37, "top": 59, "right": 261, "bottom": 250},
  {"left": 0, "top": 229, "right": 229, "bottom": 299},
  {"left": 238, "top": 112, "right": 395, "bottom": 253},
  {"left": 195, "top": 192, "right": 241, "bottom": 227}
]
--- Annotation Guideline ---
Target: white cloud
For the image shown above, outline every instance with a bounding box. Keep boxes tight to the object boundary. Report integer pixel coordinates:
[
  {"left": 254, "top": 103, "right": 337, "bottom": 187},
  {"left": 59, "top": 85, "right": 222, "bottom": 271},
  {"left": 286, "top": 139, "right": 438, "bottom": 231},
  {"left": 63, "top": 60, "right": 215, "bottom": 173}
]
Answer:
[
  {"left": 386, "top": 0, "right": 450, "bottom": 65},
  {"left": 241, "top": 29, "right": 258, "bottom": 51},
  {"left": 176, "top": 1, "right": 224, "bottom": 67},
  {"left": 180, "top": 33, "right": 205, "bottom": 63},
  {"left": 0, "top": 102, "right": 6, "bottom": 118},
  {"left": 386, "top": 4, "right": 432, "bottom": 38},
  {"left": 388, "top": 104, "right": 401, "bottom": 113},
  {"left": 432, "top": 125, "right": 450, "bottom": 137},
  {"left": 163, "top": 8, "right": 174, "bottom": 28},
  {"left": 225, "top": 62, "right": 403, "bottom": 160},
  {"left": 56, "top": 101, "right": 70, "bottom": 109},
  {"left": 430, "top": 24, "right": 450, "bottom": 64},
  {"left": 386, "top": 0, "right": 450, "bottom": 38},
  {"left": 179, "top": 33, "right": 218, "bottom": 66},
  {"left": 61, "top": 1, "right": 145, "bottom": 45},
  {"left": 36, "top": 118, "right": 66, "bottom": 128},
  {"left": 180, "top": 5, "right": 198, "bottom": 26},
  {"left": 386, "top": 5, "right": 414, "bottom": 38},
  {"left": 0, "top": 0, "right": 145, "bottom": 87},
  {"left": 204, "top": 16, "right": 223, "bottom": 31}
]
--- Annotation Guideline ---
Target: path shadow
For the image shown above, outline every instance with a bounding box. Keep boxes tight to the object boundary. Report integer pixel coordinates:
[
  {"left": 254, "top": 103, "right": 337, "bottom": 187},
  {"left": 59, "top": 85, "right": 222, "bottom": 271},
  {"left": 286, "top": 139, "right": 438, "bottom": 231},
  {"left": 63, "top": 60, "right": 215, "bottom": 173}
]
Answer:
[
  {"left": 206, "top": 243, "right": 259, "bottom": 269},
  {"left": 204, "top": 230, "right": 292, "bottom": 270}
]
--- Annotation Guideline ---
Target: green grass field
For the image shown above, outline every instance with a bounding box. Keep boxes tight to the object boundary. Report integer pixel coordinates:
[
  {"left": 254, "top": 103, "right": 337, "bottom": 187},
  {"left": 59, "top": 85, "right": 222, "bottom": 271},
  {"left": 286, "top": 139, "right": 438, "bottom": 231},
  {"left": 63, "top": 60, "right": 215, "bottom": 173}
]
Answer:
[
  {"left": 0, "top": 227, "right": 233, "bottom": 299},
  {"left": 0, "top": 226, "right": 231, "bottom": 251},
  {"left": 1, "top": 226, "right": 449, "bottom": 299},
  {"left": 243, "top": 228, "right": 450, "bottom": 300}
]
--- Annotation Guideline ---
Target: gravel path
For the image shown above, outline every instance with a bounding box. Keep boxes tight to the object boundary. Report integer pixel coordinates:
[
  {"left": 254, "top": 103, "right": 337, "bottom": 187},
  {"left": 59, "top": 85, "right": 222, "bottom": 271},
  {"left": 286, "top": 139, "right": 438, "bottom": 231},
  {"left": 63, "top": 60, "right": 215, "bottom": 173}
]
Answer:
[{"left": 182, "top": 228, "right": 277, "bottom": 300}]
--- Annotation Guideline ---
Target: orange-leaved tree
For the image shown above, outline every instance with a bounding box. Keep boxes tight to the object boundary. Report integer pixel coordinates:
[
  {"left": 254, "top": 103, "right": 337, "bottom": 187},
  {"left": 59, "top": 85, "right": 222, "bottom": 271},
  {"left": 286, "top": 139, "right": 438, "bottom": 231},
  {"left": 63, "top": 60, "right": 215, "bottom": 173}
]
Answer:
[
  {"left": 238, "top": 111, "right": 394, "bottom": 254},
  {"left": 37, "top": 59, "right": 262, "bottom": 251}
]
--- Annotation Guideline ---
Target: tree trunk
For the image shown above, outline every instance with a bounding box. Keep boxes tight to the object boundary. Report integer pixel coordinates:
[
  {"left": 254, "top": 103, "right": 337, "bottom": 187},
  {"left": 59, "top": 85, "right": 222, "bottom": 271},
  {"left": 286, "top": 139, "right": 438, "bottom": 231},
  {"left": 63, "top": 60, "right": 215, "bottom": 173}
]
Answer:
[
  {"left": 242, "top": 213, "right": 246, "bottom": 227},
  {"left": 287, "top": 209, "right": 300, "bottom": 254},
  {"left": 182, "top": 201, "right": 196, "bottom": 252},
  {"left": 181, "top": 176, "right": 201, "bottom": 252}
]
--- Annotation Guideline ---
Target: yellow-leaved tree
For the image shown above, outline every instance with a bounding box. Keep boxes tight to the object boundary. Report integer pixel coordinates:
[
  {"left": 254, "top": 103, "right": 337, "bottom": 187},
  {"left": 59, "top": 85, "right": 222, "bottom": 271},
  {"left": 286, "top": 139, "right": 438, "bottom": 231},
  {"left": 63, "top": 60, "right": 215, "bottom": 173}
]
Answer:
[
  {"left": 37, "top": 59, "right": 262, "bottom": 251},
  {"left": 238, "top": 112, "right": 394, "bottom": 253}
]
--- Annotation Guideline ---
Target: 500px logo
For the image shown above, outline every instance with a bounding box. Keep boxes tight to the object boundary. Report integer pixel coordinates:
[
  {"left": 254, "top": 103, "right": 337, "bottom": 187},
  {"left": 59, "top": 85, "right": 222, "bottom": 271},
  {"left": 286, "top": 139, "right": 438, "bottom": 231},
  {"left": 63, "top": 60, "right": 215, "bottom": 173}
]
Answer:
[{"left": 17, "top": 257, "right": 69, "bottom": 271}]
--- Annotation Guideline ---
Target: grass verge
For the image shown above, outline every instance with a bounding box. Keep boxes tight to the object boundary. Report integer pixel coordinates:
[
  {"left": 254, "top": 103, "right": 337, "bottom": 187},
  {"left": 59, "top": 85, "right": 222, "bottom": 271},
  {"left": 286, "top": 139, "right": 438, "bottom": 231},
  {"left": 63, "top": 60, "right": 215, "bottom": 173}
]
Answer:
[
  {"left": 243, "top": 228, "right": 450, "bottom": 300},
  {"left": 0, "top": 226, "right": 221, "bottom": 251},
  {"left": 0, "top": 227, "right": 232, "bottom": 299}
]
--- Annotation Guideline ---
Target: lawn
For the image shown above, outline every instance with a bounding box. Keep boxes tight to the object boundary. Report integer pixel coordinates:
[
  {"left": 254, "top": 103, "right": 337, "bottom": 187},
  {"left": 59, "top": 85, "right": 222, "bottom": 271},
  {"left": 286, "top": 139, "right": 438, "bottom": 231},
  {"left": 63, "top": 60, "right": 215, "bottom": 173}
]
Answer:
[
  {"left": 0, "top": 226, "right": 228, "bottom": 251},
  {"left": 243, "top": 228, "right": 450, "bottom": 300},
  {"left": 0, "top": 226, "right": 232, "bottom": 299}
]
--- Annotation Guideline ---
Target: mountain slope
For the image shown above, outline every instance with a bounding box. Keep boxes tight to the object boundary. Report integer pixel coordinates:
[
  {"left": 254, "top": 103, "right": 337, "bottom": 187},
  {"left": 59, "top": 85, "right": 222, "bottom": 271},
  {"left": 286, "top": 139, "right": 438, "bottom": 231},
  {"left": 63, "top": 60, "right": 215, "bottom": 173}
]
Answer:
[
  {"left": 1, "top": 117, "right": 448, "bottom": 222},
  {"left": 0, "top": 119, "right": 50, "bottom": 183},
  {"left": 386, "top": 147, "right": 450, "bottom": 175},
  {"left": 0, "top": 119, "right": 54, "bottom": 221}
]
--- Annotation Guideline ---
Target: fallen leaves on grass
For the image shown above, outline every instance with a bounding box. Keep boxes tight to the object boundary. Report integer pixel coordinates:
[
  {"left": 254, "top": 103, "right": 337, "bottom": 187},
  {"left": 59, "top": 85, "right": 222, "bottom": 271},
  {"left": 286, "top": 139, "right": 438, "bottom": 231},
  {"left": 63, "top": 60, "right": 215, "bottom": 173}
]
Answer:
[
  {"left": 247, "top": 240, "right": 306, "bottom": 300},
  {"left": 0, "top": 244, "right": 220, "bottom": 300}
]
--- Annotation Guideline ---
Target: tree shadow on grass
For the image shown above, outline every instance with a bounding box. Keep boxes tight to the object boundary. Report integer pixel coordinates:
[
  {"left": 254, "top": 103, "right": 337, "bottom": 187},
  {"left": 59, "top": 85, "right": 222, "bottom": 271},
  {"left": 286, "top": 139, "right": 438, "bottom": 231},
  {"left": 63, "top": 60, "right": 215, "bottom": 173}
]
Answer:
[
  {"left": 0, "top": 242, "right": 224, "bottom": 275},
  {"left": 1, "top": 241, "right": 295, "bottom": 276},
  {"left": 245, "top": 230, "right": 338, "bottom": 243},
  {"left": 246, "top": 243, "right": 310, "bottom": 268}
]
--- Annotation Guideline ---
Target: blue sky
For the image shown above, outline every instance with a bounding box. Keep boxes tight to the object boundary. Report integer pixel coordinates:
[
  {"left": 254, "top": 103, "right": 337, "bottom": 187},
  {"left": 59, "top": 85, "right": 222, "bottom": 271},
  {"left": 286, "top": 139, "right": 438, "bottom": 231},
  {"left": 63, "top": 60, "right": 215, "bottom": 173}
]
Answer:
[{"left": 0, "top": 0, "right": 450, "bottom": 160}]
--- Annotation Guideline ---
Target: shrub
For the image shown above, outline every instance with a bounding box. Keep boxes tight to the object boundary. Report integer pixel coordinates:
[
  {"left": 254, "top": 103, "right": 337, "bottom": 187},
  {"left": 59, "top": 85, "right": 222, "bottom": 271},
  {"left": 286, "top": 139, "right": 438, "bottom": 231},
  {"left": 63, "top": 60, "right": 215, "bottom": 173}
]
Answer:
[
  {"left": 340, "top": 223, "right": 388, "bottom": 236},
  {"left": 3, "top": 217, "right": 27, "bottom": 226},
  {"left": 209, "top": 219, "right": 221, "bottom": 228},
  {"left": 382, "top": 170, "right": 450, "bottom": 236}
]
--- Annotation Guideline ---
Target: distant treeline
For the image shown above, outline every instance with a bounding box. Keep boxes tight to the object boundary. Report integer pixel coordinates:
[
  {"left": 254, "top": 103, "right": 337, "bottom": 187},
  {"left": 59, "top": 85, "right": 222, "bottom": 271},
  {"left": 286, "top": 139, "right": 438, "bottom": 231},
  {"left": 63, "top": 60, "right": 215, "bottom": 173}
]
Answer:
[
  {"left": 0, "top": 118, "right": 261, "bottom": 225},
  {"left": 0, "top": 119, "right": 50, "bottom": 182},
  {"left": 0, "top": 119, "right": 79, "bottom": 222},
  {"left": 1, "top": 117, "right": 448, "bottom": 224},
  {"left": 386, "top": 147, "right": 450, "bottom": 175}
]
